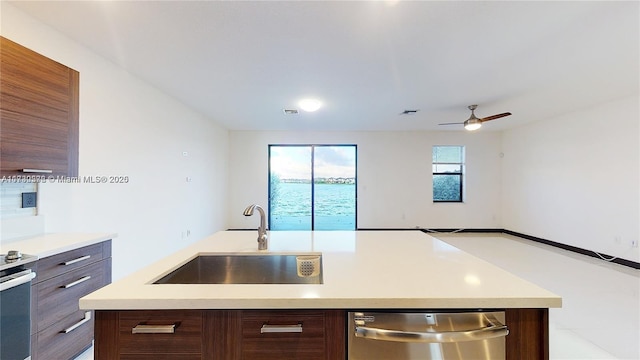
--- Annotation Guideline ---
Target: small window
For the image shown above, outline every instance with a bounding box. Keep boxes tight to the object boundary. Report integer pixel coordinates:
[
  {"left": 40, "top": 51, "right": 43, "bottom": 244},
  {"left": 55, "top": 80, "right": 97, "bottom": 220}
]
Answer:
[{"left": 433, "top": 146, "right": 464, "bottom": 202}]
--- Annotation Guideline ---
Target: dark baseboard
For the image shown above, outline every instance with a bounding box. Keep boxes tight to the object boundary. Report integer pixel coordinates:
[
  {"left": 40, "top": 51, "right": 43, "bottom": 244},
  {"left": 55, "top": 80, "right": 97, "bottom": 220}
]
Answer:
[
  {"left": 420, "top": 227, "right": 639, "bottom": 270},
  {"left": 419, "top": 228, "right": 504, "bottom": 234},
  {"left": 502, "top": 230, "right": 639, "bottom": 270},
  {"left": 357, "top": 228, "right": 423, "bottom": 231}
]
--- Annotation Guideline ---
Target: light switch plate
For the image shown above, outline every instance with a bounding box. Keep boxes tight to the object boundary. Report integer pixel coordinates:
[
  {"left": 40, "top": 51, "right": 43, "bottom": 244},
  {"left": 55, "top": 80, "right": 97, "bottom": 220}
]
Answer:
[{"left": 22, "top": 192, "right": 37, "bottom": 208}]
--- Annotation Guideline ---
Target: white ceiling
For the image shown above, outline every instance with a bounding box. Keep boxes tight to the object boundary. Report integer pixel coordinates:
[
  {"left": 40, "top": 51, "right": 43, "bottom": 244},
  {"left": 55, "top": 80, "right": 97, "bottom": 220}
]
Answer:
[{"left": 7, "top": 1, "right": 639, "bottom": 132}]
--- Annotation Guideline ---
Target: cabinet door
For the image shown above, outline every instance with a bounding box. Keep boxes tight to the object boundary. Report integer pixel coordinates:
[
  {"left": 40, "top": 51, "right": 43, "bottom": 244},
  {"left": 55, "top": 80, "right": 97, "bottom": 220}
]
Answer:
[
  {"left": 36, "top": 242, "right": 108, "bottom": 282},
  {"left": 0, "top": 36, "right": 79, "bottom": 177},
  {"left": 241, "top": 310, "right": 329, "bottom": 360},
  {"left": 35, "top": 309, "right": 94, "bottom": 360},
  {"left": 36, "top": 260, "right": 109, "bottom": 331},
  {"left": 95, "top": 310, "right": 210, "bottom": 360},
  {"left": 118, "top": 310, "right": 204, "bottom": 356},
  {"left": 94, "top": 309, "right": 345, "bottom": 360}
]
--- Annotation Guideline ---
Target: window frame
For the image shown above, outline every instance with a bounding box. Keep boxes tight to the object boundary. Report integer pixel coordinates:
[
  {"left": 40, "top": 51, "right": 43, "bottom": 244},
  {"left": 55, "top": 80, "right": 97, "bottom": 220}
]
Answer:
[
  {"left": 268, "top": 144, "right": 358, "bottom": 230},
  {"left": 432, "top": 145, "right": 464, "bottom": 203}
]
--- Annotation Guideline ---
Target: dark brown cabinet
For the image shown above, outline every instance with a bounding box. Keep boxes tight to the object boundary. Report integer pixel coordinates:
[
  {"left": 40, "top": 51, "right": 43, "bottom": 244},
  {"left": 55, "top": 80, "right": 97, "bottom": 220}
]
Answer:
[
  {"left": 31, "top": 240, "right": 112, "bottom": 360},
  {"left": 94, "top": 309, "right": 346, "bottom": 360},
  {"left": 0, "top": 36, "right": 79, "bottom": 177},
  {"left": 241, "top": 310, "right": 345, "bottom": 360},
  {"left": 94, "top": 310, "right": 223, "bottom": 359},
  {"left": 119, "top": 310, "right": 205, "bottom": 358},
  {"left": 94, "top": 308, "right": 548, "bottom": 360}
]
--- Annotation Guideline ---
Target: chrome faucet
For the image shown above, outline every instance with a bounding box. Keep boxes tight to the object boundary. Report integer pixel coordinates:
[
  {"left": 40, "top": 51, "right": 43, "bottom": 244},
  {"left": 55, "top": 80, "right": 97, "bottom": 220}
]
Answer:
[{"left": 243, "top": 204, "right": 268, "bottom": 250}]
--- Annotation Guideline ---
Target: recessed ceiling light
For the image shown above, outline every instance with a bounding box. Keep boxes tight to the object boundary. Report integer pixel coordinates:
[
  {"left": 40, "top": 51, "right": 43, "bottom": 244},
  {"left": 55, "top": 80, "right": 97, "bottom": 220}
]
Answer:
[{"left": 298, "top": 98, "right": 322, "bottom": 112}]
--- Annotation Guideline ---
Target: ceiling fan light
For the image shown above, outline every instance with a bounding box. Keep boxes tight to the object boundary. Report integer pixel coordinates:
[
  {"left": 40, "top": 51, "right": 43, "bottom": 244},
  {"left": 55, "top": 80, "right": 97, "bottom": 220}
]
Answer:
[
  {"left": 298, "top": 98, "right": 322, "bottom": 112},
  {"left": 464, "top": 119, "right": 482, "bottom": 131}
]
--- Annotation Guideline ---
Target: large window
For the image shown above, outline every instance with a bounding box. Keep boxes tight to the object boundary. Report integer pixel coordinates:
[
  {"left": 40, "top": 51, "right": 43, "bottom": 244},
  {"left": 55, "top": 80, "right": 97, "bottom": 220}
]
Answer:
[
  {"left": 433, "top": 146, "right": 464, "bottom": 202},
  {"left": 269, "top": 145, "right": 356, "bottom": 230}
]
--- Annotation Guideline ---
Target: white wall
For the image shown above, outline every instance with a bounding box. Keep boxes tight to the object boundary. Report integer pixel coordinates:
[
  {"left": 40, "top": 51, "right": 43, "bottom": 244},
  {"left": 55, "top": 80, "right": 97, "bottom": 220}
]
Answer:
[
  {"left": 1, "top": 4, "right": 230, "bottom": 280},
  {"left": 229, "top": 131, "right": 503, "bottom": 230},
  {"left": 3, "top": 3, "right": 638, "bottom": 276},
  {"left": 502, "top": 95, "right": 640, "bottom": 262}
]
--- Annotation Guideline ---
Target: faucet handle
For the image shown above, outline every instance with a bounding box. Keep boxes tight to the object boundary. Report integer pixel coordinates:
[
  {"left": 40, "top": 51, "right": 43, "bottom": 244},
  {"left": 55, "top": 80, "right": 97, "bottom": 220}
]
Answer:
[{"left": 258, "top": 233, "right": 268, "bottom": 250}]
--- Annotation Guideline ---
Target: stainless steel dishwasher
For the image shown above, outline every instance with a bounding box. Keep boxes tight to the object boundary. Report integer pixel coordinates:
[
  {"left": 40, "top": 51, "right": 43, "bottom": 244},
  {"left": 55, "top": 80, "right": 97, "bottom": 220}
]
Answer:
[{"left": 348, "top": 311, "right": 508, "bottom": 360}]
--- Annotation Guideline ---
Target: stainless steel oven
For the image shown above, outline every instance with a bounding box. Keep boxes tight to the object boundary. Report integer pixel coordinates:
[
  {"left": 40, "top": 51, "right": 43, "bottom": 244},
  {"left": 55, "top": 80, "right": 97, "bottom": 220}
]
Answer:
[
  {"left": 1, "top": 251, "right": 37, "bottom": 360},
  {"left": 348, "top": 311, "right": 508, "bottom": 360}
]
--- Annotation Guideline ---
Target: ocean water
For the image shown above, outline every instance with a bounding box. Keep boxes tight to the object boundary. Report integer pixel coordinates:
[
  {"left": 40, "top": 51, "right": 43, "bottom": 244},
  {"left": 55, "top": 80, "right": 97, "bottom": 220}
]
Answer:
[{"left": 270, "top": 182, "right": 356, "bottom": 230}]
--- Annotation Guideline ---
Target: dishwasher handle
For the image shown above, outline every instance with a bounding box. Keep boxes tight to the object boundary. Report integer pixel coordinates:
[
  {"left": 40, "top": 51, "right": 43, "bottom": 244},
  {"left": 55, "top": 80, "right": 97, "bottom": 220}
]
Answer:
[{"left": 354, "top": 314, "right": 509, "bottom": 343}]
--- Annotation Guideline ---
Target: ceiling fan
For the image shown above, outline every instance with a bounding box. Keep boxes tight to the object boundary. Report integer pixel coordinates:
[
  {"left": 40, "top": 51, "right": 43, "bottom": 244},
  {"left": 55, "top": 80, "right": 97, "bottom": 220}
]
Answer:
[{"left": 439, "top": 105, "right": 512, "bottom": 131}]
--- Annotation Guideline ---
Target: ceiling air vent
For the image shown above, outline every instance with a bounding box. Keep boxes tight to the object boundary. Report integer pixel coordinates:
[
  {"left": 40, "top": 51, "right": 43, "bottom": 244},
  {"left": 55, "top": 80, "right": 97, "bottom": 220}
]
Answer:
[{"left": 283, "top": 109, "right": 299, "bottom": 115}]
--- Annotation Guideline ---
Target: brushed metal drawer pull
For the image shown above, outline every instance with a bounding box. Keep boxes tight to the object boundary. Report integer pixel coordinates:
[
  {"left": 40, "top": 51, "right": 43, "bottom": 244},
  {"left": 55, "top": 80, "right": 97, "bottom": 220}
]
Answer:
[
  {"left": 62, "top": 255, "right": 91, "bottom": 266},
  {"left": 62, "top": 275, "right": 91, "bottom": 288},
  {"left": 132, "top": 324, "right": 176, "bottom": 334},
  {"left": 22, "top": 168, "right": 53, "bottom": 174},
  {"left": 261, "top": 324, "right": 303, "bottom": 333},
  {"left": 62, "top": 311, "right": 91, "bottom": 333}
]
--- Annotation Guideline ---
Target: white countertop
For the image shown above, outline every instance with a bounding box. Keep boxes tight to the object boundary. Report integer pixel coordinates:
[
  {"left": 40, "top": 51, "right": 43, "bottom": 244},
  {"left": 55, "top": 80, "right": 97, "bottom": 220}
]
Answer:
[
  {"left": 80, "top": 230, "right": 561, "bottom": 310},
  {"left": 0, "top": 232, "right": 117, "bottom": 258}
]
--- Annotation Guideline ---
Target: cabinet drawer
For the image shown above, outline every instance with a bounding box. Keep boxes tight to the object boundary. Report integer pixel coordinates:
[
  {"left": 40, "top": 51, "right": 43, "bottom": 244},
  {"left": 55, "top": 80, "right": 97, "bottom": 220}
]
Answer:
[
  {"left": 37, "top": 242, "right": 109, "bottom": 282},
  {"left": 120, "top": 355, "right": 202, "bottom": 360},
  {"left": 36, "top": 260, "right": 109, "bottom": 331},
  {"left": 35, "top": 309, "right": 94, "bottom": 360},
  {"left": 241, "top": 310, "right": 327, "bottom": 359},
  {"left": 119, "top": 310, "right": 203, "bottom": 355}
]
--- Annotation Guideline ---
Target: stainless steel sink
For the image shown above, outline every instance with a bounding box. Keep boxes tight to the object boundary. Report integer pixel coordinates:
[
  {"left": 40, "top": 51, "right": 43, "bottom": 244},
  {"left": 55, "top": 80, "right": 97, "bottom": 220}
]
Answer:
[{"left": 153, "top": 254, "right": 323, "bottom": 285}]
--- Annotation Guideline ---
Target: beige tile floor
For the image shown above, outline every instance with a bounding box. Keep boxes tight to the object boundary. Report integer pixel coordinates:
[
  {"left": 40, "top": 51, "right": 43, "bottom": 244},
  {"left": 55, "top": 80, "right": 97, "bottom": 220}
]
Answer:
[{"left": 75, "top": 233, "right": 639, "bottom": 360}]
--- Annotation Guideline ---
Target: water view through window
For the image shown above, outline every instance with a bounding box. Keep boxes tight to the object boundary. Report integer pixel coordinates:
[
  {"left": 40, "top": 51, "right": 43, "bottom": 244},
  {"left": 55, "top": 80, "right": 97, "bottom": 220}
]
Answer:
[
  {"left": 433, "top": 145, "right": 464, "bottom": 202},
  {"left": 269, "top": 145, "right": 356, "bottom": 230}
]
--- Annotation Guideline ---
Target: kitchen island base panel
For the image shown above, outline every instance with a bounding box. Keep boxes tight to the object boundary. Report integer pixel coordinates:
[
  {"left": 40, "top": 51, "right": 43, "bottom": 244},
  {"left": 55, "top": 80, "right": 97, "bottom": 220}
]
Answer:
[
  {"left": 506, "top": 308, "right": 549, "bottom": 360},
  {"left": 94, "top": 308, "right": 546, "bottom": 360}
]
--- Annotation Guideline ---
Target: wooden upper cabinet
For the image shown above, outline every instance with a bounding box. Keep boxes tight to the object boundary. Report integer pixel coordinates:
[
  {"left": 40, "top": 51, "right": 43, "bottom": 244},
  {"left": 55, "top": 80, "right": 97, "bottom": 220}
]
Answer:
[{"left": 0, "top": 36, "right": 79, "bottom": 177}]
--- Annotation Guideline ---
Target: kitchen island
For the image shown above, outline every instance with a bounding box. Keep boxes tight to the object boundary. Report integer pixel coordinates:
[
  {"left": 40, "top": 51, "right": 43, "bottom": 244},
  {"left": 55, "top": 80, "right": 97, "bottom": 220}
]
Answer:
[{"left": 81, "top": 230, "right": 561, "bottom": 359}]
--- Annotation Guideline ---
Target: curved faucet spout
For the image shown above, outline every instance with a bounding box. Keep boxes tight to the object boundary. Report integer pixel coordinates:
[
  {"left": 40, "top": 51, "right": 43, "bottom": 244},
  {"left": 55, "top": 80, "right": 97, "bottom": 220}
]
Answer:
[
  {"left": 242, "top": 204, "right": 256, "bottom": 216},
  {"left": 243, "top": 204, "right": 268, "bottom": 250}
]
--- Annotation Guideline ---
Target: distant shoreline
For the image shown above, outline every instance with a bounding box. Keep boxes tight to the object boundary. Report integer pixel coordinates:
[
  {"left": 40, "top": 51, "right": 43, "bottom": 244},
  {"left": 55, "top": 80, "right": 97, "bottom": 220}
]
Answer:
[{"left": 279, "top": 178, "right": 355, "bottom": 185}]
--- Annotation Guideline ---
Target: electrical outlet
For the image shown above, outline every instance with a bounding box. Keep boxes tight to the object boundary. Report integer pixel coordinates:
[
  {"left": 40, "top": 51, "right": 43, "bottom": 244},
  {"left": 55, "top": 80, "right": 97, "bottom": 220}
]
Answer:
[{"left": 22, "top": 192, "right": 37, "bottom": 208}]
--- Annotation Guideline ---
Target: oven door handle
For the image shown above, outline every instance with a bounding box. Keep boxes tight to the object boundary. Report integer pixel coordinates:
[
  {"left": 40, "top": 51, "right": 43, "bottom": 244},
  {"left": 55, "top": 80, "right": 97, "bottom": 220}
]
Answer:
[
  {"left": 0, "top": 269, "right": 36, "bottom": 292},
  {"left": 354, "top": 315, "right": 509, "bottom": 343}
]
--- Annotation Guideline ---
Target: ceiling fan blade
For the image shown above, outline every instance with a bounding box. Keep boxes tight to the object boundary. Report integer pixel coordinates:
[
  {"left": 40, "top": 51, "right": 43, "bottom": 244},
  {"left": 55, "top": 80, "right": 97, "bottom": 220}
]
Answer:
[
  {"left": 438, "top": 122, "right": 464, "bottom": 126},
  {"left": 480, "top": 112, "right": 512, "bottom": 122}
]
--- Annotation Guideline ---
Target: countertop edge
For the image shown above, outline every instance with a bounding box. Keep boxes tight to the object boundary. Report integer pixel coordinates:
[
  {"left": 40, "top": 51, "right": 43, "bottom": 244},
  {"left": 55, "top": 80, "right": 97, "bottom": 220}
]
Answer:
[
  {"left": 80, "top": 297, "right": 562, "bottom": 310},
  {"left": 0, "top": 232, "right": 117, "bottom": 258}
]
